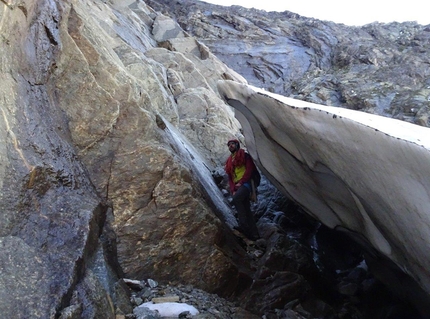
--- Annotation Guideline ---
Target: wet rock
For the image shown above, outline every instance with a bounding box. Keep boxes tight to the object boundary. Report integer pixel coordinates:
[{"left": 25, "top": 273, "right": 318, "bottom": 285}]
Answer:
[{"left": 72, "top": 270, "right": 116, "bottom": 319}]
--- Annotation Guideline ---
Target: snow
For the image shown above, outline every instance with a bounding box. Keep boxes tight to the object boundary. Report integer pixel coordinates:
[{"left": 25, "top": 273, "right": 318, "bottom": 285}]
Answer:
[
  {"left": 217, "top": 79, "right": 430, "bottom": 297},
  {"left": 250, "top": 85, "right": 430, "bottom": 149},
  {"left": 137, "top": 301, "right": 199, "bottom": 317}
]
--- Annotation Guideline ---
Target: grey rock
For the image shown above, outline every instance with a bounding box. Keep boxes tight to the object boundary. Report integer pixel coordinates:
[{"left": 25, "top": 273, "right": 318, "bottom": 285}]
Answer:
[
  {"left": 147, "top": 279, "right": 159, "bottom": 288},
  {"left": 114, "top": 279, "right": 134, "bottom": 314},
  {"left": 147, "top": 0, "right": 430, "bottom": 127},
  {"left": 152, "top": 15, "right": 187, "bottom": 42},
  {"left": 178, "top": 311, "right": 192, "bottom": 318},
  {"left": 0, "top": 237, "right": 51, "bottom": 318},
  {"left": 58, "top": 304, "right": 83, "bottom": 319},
  {"left": 337, "top": 282, "right": 359, "bottom": 296}
]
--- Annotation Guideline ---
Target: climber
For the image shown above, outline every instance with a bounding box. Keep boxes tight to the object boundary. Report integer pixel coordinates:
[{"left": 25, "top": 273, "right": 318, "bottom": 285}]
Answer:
[{"left": 224, "top": 139, "right": 260, "bottom": 241}]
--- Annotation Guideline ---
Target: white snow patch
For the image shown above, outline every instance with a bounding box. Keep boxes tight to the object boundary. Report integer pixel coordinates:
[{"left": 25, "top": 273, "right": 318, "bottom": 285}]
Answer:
[
  {"left": 250, "top": 84, "right": 430, "bottom": 149},
  {"left": 138, "top": 302, "right": 199, "bottom": 317}
]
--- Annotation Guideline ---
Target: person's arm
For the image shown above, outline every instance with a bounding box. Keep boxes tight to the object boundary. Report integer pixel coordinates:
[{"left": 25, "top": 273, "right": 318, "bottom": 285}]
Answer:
[{"left": 228, "top": 174, "right": 235, "bottom": 194}]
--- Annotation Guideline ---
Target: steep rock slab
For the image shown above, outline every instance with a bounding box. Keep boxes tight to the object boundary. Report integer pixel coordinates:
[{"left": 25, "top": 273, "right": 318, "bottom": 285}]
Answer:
[
  {"left": 47, "top": 0, "right": 246, "bottom": 292},
  {"left": 0, "top": 0, "right": 248, "bottom": 316},
  {"left": 218, "top": 80, "right": 430, "bottom": 315}
]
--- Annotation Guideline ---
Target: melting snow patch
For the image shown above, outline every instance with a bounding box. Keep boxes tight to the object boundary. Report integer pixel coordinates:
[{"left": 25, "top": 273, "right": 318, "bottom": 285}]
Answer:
[{"left": 137, "top": 302, "right": 199, "bottom": 317}]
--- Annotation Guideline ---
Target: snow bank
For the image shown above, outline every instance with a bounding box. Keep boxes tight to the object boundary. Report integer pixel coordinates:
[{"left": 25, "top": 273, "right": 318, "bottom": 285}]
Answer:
[
  {"left": 136, "top": 301, "right": 199, "bottom": 317},
  {"left": 217, "top": 79, "right": 430, "bottom": 314}
]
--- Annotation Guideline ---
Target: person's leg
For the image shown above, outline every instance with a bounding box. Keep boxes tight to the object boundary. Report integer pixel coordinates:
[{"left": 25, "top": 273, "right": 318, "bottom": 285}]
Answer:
[{"left": 232, "top": 186, "right": 260, "bottom": 240}]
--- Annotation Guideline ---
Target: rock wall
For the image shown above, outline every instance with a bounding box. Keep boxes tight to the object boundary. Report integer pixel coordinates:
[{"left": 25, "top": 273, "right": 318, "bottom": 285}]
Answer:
[
  {"left": 1, "top": 0, "right": 428, "bottom": 317},
  {"left": 0, "top": 0, "right": 250, "bottom": 317},
  {"left": 49, "top": 0, "right": 243, "bottom": 287},
  {"left": 0, "top": 0, "right": 108, "bottom": 317}
]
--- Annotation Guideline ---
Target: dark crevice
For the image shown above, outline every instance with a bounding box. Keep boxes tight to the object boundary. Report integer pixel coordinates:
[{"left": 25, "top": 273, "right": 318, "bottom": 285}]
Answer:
[{"left": 44, "top": 25, "right": 58, "bottom": 46}]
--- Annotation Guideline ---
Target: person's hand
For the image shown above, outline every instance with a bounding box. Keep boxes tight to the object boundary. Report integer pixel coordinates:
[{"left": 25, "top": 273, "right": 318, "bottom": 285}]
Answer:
[{"left": 235, "top": 182, "right": 242, "bottom": 190}]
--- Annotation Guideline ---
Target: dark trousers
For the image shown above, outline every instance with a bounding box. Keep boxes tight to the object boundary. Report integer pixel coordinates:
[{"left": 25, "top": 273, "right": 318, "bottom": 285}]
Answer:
[{"left": 232, "top": 185, "right": 260, "bottom": 240}]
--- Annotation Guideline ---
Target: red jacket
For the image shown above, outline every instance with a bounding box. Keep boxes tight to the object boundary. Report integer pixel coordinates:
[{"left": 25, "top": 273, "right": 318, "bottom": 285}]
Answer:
[{"left": 225, "top": 151, "right": 256, "bottom": 194}]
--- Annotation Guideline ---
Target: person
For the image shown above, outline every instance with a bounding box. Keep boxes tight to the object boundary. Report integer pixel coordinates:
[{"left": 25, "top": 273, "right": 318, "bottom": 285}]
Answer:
[{"left": 224, "top": 139, "right": 260, "bottom": 241}]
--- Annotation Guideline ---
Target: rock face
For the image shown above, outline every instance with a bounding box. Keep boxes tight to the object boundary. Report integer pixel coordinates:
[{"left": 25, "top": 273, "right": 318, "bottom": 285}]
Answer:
[
  {"left": 145, "top": 0, "right": 430, "bottom": 127},
  {"left": 218, "top": 80, "right": 430, "bottom": 316},
  {"left": 0, "top": 0, "right": 247, "bottom": 317},
  {"left": 0, "top": 1, "right": 108, "bottom": 317},
  {"left": 1, "top": 0, "right": 428, "bottom": 317}
]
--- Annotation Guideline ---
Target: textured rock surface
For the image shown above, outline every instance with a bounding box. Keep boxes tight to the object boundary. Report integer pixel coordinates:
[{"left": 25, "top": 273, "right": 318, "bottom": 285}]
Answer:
[
  {"left": 0, "top": 0, "right": 246, "bottom": 316},
  {"left": 218, "top": 80, "right": 430, "bottom": 316},
  {"left": 145, "top": 0, "right": 430, "bottom": 127},
  {"left": 1, "top": 0, "right": 427, "bottom": 317},
  {"left": 0, "top": 0, "right": 107, "bottom": 317},
  {"left": 55, "top": 1, "right": 246, "bottom": 291}
]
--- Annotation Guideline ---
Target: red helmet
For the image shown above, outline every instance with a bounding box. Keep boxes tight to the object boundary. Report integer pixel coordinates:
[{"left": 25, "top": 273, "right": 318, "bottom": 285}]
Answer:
[{"left": 227, "top": 139, "right": 240, "bottom": 146}]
